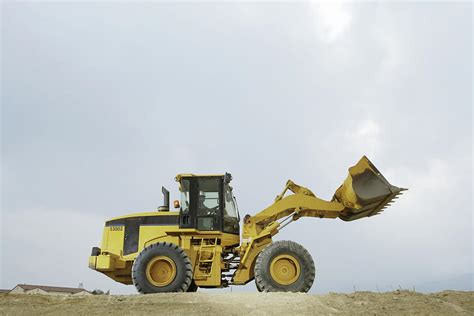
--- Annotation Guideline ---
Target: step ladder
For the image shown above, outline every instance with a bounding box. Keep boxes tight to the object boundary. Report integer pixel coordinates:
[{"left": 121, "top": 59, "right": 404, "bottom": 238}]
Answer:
[{"left": 197, "top": 238, "right": 218, "bottom": 277}]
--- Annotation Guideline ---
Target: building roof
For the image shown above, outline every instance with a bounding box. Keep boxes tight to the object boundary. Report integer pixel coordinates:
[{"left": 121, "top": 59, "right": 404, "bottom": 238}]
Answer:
[{"left": 15, "top": 284, "right": 89, "bottom": 294}]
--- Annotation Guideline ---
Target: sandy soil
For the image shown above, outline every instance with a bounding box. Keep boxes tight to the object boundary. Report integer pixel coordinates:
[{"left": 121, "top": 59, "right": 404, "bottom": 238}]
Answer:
[{"left": 0, "top": 290, "right": 472, "bottom": 315}]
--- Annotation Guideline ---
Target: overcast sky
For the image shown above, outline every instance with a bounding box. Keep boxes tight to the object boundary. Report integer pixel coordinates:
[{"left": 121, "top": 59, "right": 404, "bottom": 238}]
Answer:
[{"left": 1, "top": 1, "right": 472, "bottom": 294}]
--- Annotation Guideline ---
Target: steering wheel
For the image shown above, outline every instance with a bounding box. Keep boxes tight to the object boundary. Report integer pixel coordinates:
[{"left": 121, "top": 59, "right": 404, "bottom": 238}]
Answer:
[{"left": 206, "top": 205, "right": 219, "bottom": 215}]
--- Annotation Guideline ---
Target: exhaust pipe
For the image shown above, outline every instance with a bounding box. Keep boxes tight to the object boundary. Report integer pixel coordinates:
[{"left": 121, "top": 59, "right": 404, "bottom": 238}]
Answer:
[{"left": 158, "top": 186, "right": 170, "bottom": 212}]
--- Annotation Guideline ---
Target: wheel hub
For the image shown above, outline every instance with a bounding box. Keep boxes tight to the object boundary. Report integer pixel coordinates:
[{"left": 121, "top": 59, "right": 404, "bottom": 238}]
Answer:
[
  {"left": 269, "top": 254, "right": 301, "bottom": 285},
  {"left": 146, "top": 256, "right": 177, "bottom": 287}
]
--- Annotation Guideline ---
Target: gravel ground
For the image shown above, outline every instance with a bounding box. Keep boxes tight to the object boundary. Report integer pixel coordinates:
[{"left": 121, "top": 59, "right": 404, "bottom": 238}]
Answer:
[{"left": 0, "top": 290, "right": 472, "bottom": 315}]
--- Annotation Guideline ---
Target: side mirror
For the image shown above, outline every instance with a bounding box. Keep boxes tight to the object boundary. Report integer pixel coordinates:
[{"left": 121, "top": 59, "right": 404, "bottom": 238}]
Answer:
[
  {"left": 224, "top": 172, "right": 232, "bottom": 184},
  {"left": 173, "top": 200, "right": 180, "bottom": 209}
]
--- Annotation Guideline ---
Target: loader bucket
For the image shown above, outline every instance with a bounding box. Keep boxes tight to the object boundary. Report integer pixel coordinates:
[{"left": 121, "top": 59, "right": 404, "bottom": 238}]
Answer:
[{"left": 333, "top": 156, "right": 406, "bottom": 221}]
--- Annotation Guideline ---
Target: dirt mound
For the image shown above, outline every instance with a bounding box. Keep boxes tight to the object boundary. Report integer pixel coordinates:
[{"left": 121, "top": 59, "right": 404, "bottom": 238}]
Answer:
[{"left": 0, "top": 291, "right": 472, "bottom": 315}]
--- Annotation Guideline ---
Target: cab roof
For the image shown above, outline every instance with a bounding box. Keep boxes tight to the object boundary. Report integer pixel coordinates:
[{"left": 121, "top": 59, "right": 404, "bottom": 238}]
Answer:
[{"left": 175, "top": 174, "right": 225, "bottom": 182}]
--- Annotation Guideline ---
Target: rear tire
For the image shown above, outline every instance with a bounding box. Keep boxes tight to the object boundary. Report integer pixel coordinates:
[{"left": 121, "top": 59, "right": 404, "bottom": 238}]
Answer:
[
  {"left": 254, "top": 240, "right": 315, "bottom": 292},
  {"left": 132, "top": 242, "right": 193, "bottom": 293}
]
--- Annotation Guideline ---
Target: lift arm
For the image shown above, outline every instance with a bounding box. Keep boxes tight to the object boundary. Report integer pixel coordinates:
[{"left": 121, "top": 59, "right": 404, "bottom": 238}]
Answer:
[{"left": 242, "top": 156, "right": 406, "bottom": 240}]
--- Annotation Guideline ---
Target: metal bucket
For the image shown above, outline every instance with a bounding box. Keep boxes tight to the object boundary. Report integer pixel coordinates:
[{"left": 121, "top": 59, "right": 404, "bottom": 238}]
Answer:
[{"left": 333, "top": 156, "right": 407, "bottom": 221}]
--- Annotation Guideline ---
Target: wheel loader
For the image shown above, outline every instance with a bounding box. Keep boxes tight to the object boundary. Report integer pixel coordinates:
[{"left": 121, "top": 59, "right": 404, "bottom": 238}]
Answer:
[{"left": 89, "top": 156, "right": 406, "bottom": 293}]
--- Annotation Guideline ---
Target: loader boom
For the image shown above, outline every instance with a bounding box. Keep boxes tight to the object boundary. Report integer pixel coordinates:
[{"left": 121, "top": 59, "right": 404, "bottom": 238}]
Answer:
[
  {"left": 243, "top": 156, "right": 406, "bottom": 241},
  {"left": 243, "top": 180, "right": 342, "bottom": 236}
]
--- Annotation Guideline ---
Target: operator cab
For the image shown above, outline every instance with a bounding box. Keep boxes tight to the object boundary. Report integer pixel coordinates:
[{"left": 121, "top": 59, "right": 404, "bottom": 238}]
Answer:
[{"left": 175, "top": 173, "right": 240, "bottom": 235}]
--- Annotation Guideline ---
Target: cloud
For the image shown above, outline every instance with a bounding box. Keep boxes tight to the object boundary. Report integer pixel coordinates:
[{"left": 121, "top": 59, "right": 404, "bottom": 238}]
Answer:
[
  {"left": 346, "top": 119, "right": 381, "bottom": 158},
  {"left": 310, "top": 1, "right": 352, "bottom": 43}
]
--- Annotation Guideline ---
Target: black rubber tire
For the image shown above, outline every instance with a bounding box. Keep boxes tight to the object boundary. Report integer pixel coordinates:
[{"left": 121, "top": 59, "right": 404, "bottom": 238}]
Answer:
[
  {"left": 254, "top": 240, "right": 315, "bottom": 292},
  {"left": 187, "top": 281, "right": 198, "bottom": 292},
  {"left": 132, "top": 242, "right": 193, "bottom": 293}
]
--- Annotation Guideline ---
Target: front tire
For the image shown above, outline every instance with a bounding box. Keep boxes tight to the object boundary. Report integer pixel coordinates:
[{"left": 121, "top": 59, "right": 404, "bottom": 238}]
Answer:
[
  {"left": 254, "top": 240, "right": 315, "bottom": 292},
  {"left": 132, "top": 242, "right": 193, "bottom": 293}
]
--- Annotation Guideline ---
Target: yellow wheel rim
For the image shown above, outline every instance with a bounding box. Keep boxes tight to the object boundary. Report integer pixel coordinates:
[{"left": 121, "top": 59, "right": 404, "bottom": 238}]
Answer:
[
  {"left": 146, "top": 256, "right": 177, "bottom": 287},
  {"left": 269, "top": 254, "right": 301, "bottom": 285}
]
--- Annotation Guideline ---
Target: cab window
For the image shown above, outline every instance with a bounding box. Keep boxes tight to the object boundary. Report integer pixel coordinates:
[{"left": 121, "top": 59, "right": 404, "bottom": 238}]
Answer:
[
  {"left": 223, "top": 184, "right": 239, "bottom": 234},
  {"left": 195, "top": 177, "right": 221, "bottom": 231}
]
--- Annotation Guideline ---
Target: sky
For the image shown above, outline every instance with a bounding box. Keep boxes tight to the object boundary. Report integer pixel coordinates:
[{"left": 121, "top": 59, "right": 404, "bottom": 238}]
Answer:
[{"left": 1, "top": 1, "right": 472, "bottom": 294}]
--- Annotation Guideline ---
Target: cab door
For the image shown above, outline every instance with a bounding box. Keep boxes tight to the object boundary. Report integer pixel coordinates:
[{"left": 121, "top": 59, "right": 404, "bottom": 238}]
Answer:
[
  {"left": 179, "top": 176, "right": 223, "bottom": 231},
  {"left": 193, "top": 177, "right": 222, "bottom": 231}
]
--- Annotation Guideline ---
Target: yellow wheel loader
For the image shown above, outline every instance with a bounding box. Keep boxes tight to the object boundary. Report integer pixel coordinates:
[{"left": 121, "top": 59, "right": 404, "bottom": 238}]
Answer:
[{"left": 89, "top": 156, "right": 406, "bottom": 293}]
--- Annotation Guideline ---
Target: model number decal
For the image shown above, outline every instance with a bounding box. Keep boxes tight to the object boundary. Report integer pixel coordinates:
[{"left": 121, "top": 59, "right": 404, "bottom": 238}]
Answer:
[{"left": 110, "top": 226, "right": 124, "bottom": 231}]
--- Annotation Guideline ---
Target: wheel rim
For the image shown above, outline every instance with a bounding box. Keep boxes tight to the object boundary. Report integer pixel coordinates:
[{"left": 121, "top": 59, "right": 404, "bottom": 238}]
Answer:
[
  {"left": 146, "top": 256, "right": 177, "bottom": 287},
  {"left": 269, "top": 254, "right": 301, "bottom": 285}
]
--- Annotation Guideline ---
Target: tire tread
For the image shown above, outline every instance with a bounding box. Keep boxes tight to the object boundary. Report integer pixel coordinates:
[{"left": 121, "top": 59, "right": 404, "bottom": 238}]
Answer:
[
  {"left": 131, "top": 242, "right": 193, "bottom": 294},
  {"left": 254, "top": 240, "right": 315, "bottom": 293}
]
